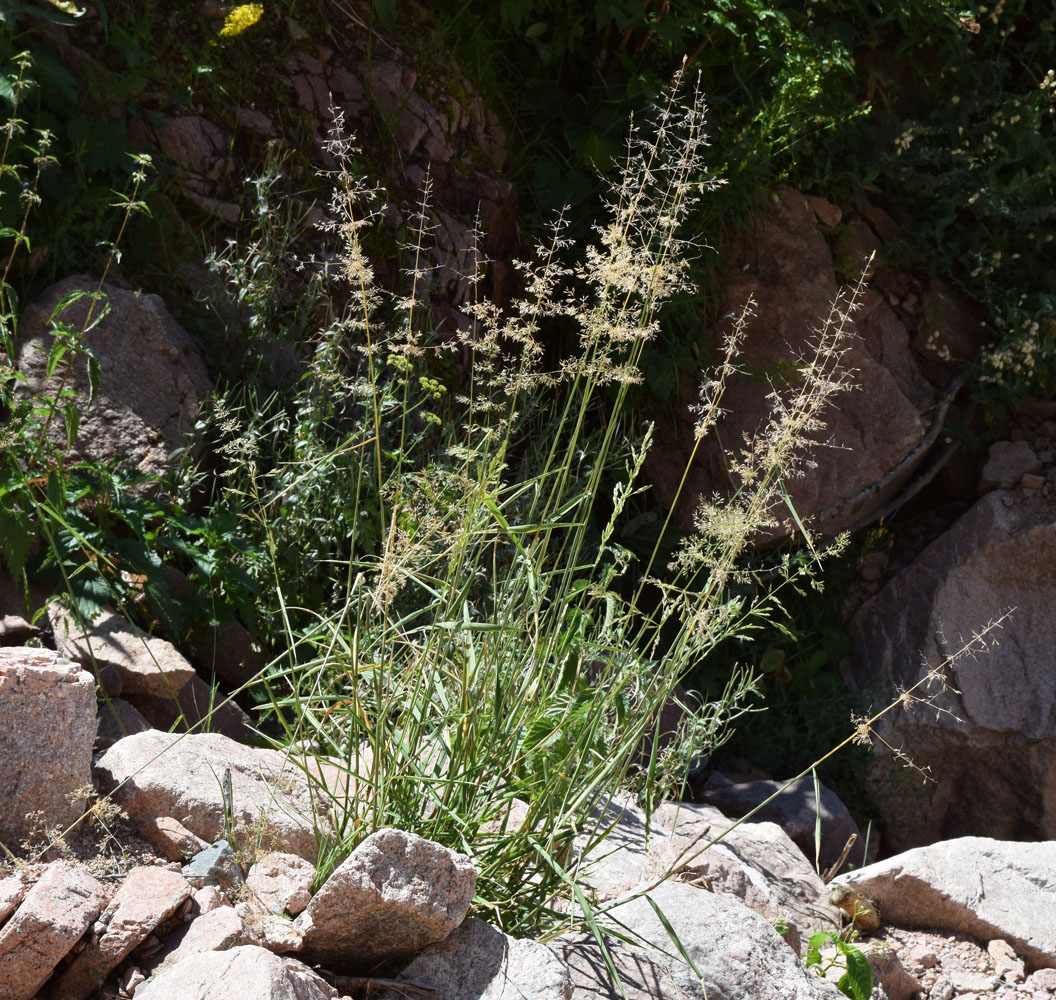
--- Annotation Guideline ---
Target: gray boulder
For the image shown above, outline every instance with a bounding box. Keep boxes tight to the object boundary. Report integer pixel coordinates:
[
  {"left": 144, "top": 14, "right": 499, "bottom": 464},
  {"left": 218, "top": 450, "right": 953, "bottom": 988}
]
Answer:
[
  {"left": 606, "top": 881, "right": 844, "bottom": 999},
  {"left": 295, "top": 827, "right": 476, "bottom": 971},
  {"left": 379, "top": 917, "right": 571, "bottom": 1000},
  {"left": 845, "top": 489, "right": 1056, "bottom": 849},
  {"left": 15, "top": 275, "right": 210, "bottom": 477},
  {"left": 832, "top": 837, "right": 1056, "bottom": 969},
  {"left": 552, "top": 931, "right": 693, "bottom": 1000},
  {"left": 0, "top": 647, "right": 95, "bottom": 849},
  {"left": 136, "top": 944, "right": 337, "bottom": 1000}
]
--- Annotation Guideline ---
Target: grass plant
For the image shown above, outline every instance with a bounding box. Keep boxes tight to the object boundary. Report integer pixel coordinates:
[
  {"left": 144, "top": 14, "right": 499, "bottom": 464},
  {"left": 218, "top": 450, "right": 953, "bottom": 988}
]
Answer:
[
  {"left": 4, "top": 45, "right": 868, "bottom": 944},
  {"left": 185, "top": 68, "right": 871, "bottom": 937}
]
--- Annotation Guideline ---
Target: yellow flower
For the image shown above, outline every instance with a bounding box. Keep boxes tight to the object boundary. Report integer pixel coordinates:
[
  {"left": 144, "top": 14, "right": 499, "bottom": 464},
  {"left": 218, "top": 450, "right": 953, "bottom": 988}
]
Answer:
[{"left": 219, "top": 3, "right": 264, "bottom": 39}]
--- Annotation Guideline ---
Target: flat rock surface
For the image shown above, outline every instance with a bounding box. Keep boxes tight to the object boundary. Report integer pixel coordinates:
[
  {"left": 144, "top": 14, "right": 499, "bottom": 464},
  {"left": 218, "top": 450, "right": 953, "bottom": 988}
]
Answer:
[
  {"left": 51, "top": 605, "right": 196, "bottom": 698},
  {"left": 143, "top": 901, "right": 246, "bottom": 979},
  {"left": 93, "top": 730, "right": 328, "bottom": 861},
  {"left": 378, "top": 916, "right": 571, "bottom": 1000},
  {"left": 607, "top": 880, "right": 844, "bottom": 1000},
  {"left": 49, "top": 865, "right": 191, "bottom": 1000},
  {"left": 245, "top": 852, "right": 316, "bottom": 916},
  {"left": 552, "top": 931, "right": 692, "bottom": 1000},
  {"left": 832, "top": 837, "right": 1056, "bottom": 968},
  {"left": 0, "top": 647, "right": 96, "bottom": 848},
  {"left": 136, "top": 944, "right": 338, "bottom": 1000},
  {"left": 0, "top": 861, "right": 108, "bottom": 1000},
  {"left": 296, "top": 827, "right": 476, "bottom": 971}
]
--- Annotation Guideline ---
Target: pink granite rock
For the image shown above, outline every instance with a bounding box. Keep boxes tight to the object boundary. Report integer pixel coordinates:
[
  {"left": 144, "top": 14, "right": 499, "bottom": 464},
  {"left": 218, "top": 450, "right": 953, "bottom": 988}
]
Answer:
[
  {"left": 49, "top": 866, "right": 191, "bottom": 1000},
  {"left": 137, "top": 816, "right": 209, "bottom": 862},
  {"left": 94, "top": 730, "right": 328, "bottom": 861},
  {"left": 0, "top": 862, "right": 107, "bottom": 1000},
  {"left": 296, "top": 827, "right": 476, "bottom": 971},
  {"left": 244, "top": 852, "right": 315, "bottom": 916},
  {"left": 0, "top": 648, "right": 95, "bottom": 850}
]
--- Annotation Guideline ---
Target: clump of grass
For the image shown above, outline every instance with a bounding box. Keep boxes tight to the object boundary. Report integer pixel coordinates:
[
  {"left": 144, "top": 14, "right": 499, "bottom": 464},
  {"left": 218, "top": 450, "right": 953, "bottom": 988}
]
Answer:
[{"left": 191, "top": 66, "right": 868, "bottom": 936}]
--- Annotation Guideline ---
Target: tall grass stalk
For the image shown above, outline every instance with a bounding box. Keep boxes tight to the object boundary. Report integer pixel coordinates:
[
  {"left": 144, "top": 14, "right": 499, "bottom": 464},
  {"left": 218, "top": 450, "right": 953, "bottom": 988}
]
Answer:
[{"left": 194, "top": 67, "right": 869, "bottom": 936}]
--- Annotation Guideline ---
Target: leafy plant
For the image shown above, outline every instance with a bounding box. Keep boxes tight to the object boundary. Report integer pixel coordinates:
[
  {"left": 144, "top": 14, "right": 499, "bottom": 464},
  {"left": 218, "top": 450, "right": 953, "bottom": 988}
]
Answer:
[{"left": 806, "top": 930, "right": 874, "bottom": 1000}]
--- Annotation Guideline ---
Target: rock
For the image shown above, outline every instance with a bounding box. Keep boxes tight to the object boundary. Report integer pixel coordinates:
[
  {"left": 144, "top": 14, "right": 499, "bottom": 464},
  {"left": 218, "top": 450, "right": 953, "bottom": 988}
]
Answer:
[
  {"left": 48, "top": 866, "right": 191, "bottom": 1000},
  {"left": 96, "top": 697, "right": 153, "bottom": 750},
  {"left": 236, "top": 904, "right": 304, "bottom": 954},
  {"left": 156, "top": 115, "right": 230, "bottom": 181},
  {"left": 644, "top": 186, "right": 936, "bottom": 544},
  {"left": 988, "top": 938, "right": 1026, "bottom": 982},
  {"left": 0, "top": 862, "right": 108, "bottom": 1000},
  {"left": 143, "top": 903, "right": 245, "bottom": 979},
  {"left": 576, "top": 792, "right": 657, "bottom": 899},
  {"left": 864, "top": 942, "right": 921, "bottom": 1000},
  {"left": 0, "top": 648, "right": 95, "bottom": 849},
  {"left": 831, "top": 838, "right": 1056, "bottom": 968},
  {"left": 132, "top": 672, "right": 254, "bottom": 741},
  {"left": 648, "top": 801, "right": 842, "bottom": 942},
  {"left": 15, "top": 276, "right": 211, "bottom": 477},
  {"left": 0, "top": 572, "right": 37, "bottom": 643},
  {"left": 136, "top": 945, "right": 337, "bottom": 1000},
  {"left": 378, "top": 917, "right": 571, "bottom": 1000},
  {"left": 295, "top": 827, "right": 477, "bottom": 972},
  {"left": 244, "top": 852, "right": 315, "bottom": 916},
  {"left": 182, "top": 840, "right": 245, "bottom": 894},
  {"left": 94, "top": 730, "right": 328, "bottom": 862},
  {"left": 980, "top": 440, "right": 1041, "bottom": 491},
  {"left": 191, "top": 885, "right": 228, "bottom": 914},
  {"left": 697, "top": 771, "right": 865, "bottom": 873},
  {"left": 551, "top": 931, "right": 693, "bottom": 1000},
  {"left": 844, "top": 490, "right": 1056, "bottom": 848},
  {"left": 607, "top": 880, "right": 843, "bottom": 999},
  {"left": 138, "top": 816, "right": 209, "bottom": 862},
  {"left": 50, "top": 605, "right": 196, "bottom": 698},
  {"left": 0, "top": 875, "right": 26, "bottom": 922}
]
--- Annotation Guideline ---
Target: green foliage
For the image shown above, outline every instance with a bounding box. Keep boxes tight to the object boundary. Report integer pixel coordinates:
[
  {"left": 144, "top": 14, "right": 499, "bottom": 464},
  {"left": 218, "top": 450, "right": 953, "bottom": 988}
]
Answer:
[{"left": 807, "top": 931, "right": 874, "bottom": 1000}]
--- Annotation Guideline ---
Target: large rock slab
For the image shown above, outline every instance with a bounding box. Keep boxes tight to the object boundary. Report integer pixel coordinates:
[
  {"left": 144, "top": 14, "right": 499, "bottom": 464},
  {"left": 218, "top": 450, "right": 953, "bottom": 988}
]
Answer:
[
  {"left": 49, "top": 865, "right": 191, "bottom": 1000},
  {"left": 93, "top": 730, "right": 328, "bottom": 861},
  {"left": 0, "top": 648, "right": 95, "bottom": 849},
  {"left": 645, "top": 186, "right": 936, "bottom": 544},
  {"left": 50, "top": 604, "right": 196, "bottom": 698},
  {"left": 649, "top": 801, "right": 842, "bottom": 943},
  {"left": 0, "top": 862, "right": 108, "bottom": 1000},
  {"left": 136, "top": 944, "right": 337, "bottom": 1000},
  {"left": 832, "top": 838, "right": 1056, "bottom": 969},
  {"left": 607, "top": 881, "right": 844, "bottom": 1000},
  {"left": 845, "top": 490, "right": 1056, "bottom": 848},
  {"left": 295, "top": 828, "right": 476, "bottom": 971},
  {"left": 379, "top": 917, "right": 571, "bottom": 1000},
  {"left": 143, "top": 902, "right": 245, "bottom": 979},
  {"left": 15, "top": 275, "right": 211, "bottom": 476},
  {"left": 696, "top": 772, "right": 866, "bottom": 873},
  {"left": 552, "top": 931, "right": 693, "bottom": 1000}
]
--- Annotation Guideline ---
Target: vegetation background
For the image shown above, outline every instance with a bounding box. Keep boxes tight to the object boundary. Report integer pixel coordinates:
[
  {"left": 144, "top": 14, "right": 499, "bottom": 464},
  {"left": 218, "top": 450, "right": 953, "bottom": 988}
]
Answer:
[{"left": 0, "top": 0, "right": 1053, "bottom": 947}]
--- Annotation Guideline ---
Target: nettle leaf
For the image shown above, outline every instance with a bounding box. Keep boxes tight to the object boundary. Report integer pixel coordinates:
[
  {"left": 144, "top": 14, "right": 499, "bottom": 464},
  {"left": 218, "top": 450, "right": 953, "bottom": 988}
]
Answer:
[
  {"left": 837, "top": 944, "right": 873, "bottom": 1000},
  {"left": 0, "top": 505, "right": 34, "bottom": 579}
]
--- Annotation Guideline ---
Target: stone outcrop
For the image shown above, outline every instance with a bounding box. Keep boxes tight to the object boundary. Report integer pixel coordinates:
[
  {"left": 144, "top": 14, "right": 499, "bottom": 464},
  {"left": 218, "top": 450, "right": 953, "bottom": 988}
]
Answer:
[
  {"left": 295, "top": 827, "right": 477, "bottom": 971},
  {"left": 644, "top": 187, "right": 956, "bottom": 545},
  {"left": 845, "top": 487, "right": 1056, "bottom": 849},
  {"left": 0, "top": 862, "right": 107, "bottom": 1000},
  {"left": 379, "top": 917, "right": 572, "bottom": 1000},
  {"left": 94, "top": 730, "right": 327, "bottom": 861},
  {"left": 0, "top": 647, "right": 95, "bottom": 850},
  {"left": 48, "top": 865, "right": 191, "bottom": 1000},
  {"left": 832, "top": 837, "right": 1056, "bottom": 969},
  {"left": 50, "top": 604, "right": 196, "bottom": 698},
  {"left": 135, "top": 944, "right": 338, "bottom": 1000},
  {"left": 14, "top": 276, "right": 211, "bottom": 477},
  {"left": 607, "top": 880, "right": 844, "bottom": 999}
]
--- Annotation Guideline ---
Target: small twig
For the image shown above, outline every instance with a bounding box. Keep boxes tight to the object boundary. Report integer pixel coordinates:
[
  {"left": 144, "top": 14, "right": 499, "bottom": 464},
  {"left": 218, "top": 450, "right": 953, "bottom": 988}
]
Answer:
[{"left": 820, "top": 832, "right": 856, "bottom": 884}]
